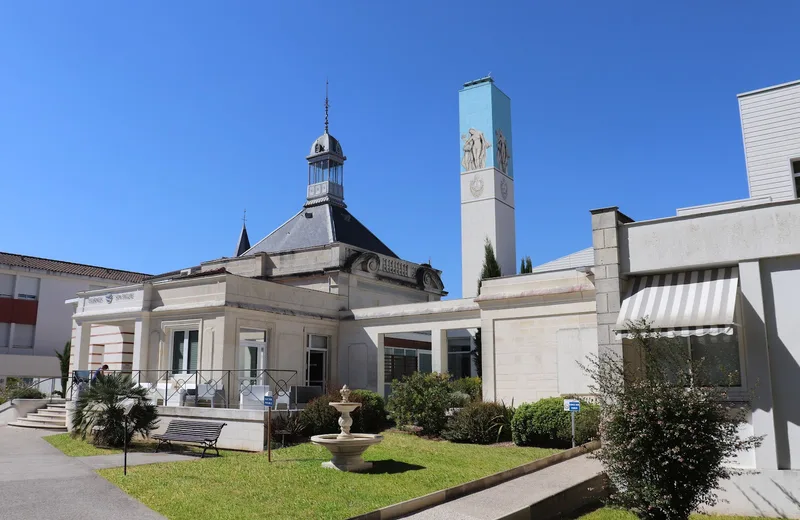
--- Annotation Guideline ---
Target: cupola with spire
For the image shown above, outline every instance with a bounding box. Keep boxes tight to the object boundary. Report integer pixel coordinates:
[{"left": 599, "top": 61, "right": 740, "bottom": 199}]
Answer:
[
  {"left": 234, "top": 209, "right": 251, "bottom": 257},
  {"left": 306, "top": 81, "right": 346, "bottom": 207}
]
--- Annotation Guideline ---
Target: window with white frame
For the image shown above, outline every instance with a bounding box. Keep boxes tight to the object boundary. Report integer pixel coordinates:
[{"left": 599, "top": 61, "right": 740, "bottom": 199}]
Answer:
[
  {"left": 0, "top": 274, "right": 13, "bottom": 298},
  {"left": 15, "top": 276, "right": 39, "bottom": 300},
  {"left": 793, "top": 159, "right": 800, "bottom": 199},
  {"left": 653, "top": 330, "right": 743, "bottom": 387},
  {"left": 0, "top": 323, "right": 9, "bottom": 348},
  {"left": 305, "top": 334, "right": 328, "bottom": 389},
  {"left": 13, "top": 324, "right": 35, "bottom": 349},
  {"left": 170, "top": 329, "right": 199, "bottom": 374}
]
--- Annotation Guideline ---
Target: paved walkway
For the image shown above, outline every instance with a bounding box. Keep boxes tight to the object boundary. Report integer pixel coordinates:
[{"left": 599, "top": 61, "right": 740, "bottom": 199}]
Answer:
[
  {"left": 404, "top": 454, "right": 604, "bottom": 520},
  {"left": 0, "top": 426, "right": 191, "bottom": 520}
]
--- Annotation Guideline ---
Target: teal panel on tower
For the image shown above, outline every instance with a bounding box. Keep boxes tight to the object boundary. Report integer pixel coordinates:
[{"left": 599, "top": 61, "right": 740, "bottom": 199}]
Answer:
[{"left": 458, "top": 77, "right": 513, "bottom": 178}]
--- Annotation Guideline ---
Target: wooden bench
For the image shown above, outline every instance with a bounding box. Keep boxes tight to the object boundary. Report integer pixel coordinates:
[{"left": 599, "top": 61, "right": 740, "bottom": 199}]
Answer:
[{"left": 153, "top": 419, "right": 226, "bottom": 458}]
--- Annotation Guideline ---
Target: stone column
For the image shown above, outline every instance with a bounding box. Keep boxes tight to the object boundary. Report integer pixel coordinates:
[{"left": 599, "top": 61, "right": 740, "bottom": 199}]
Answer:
[
  {"left": 739, "top": 260, "right": 778, "bottom": 469},
  {"left": 72, "top": 322, "right": 91, "bottom": 372},
  {"left": 590, "top": 206, "right": 633, "bottom": 359},
  {"left": 480, "top": 319, "right": 496, "bottom": 401},
  {"left": 372, "top": 332, "right": 385, "bottom": 397},
  {"left": 431, "top": 329, "right": 448, "bottom": 374},
  {"left": 131, "top": 317, "right": 150, "bottom": 377}
]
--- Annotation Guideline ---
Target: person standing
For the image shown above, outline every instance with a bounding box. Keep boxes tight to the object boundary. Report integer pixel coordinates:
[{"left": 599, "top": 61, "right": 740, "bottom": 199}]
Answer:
[{"left": 91, "top": 364, "right": 109, "bottom": 384}]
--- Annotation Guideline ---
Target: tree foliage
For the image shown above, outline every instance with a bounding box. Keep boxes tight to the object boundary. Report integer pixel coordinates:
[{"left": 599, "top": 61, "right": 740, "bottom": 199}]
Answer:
[
  {"left": 472, "top": 238, "right": 502, "bottom": 378},
  {"left": 511, "top": 397, "right": 599, "bottom": 448},
  {"left": 585, "top": 319, "right": 762, "bottom": 520},
  {"left": 55, "top": 341, "right": 71, "bottom": 397},
  {"left": 519, "top": 256, "right": 533, "bottom": 274},
  {"left": 72, "top": 373, "right": 159, "bottom": 448},
  {"left": 386, "top": 372, "right": 455, "bottom": 436}
]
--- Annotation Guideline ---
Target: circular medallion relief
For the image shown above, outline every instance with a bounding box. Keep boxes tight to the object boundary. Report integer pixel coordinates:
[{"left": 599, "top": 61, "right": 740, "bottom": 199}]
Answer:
[{"left": 469, "top": 174, "right": 484, "bottom": 198}]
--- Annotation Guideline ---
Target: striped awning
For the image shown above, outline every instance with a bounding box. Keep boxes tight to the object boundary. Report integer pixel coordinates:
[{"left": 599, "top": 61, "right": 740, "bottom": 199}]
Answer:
[{"left": 615, "top": 267, "right": 739, "bottom": 338}]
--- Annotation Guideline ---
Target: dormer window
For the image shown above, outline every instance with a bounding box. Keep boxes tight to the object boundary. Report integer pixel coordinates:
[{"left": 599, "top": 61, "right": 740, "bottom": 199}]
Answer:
[{"left": 793, "top": 159, "right": 800, "bottom": 198}]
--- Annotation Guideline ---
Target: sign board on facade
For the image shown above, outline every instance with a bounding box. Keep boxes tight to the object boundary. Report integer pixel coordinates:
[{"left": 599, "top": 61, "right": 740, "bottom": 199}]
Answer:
[
  {"left": 263, "top": 395, "right": 274, "bottom": 408},
  {"left": 563, "top": 399, "right": 580, "bottom": 412}
]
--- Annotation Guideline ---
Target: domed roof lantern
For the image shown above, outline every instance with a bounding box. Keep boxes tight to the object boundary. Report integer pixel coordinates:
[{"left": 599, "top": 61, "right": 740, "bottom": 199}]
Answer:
[{"left": 306, "top": 81, "right": 346, "bottom": 207}]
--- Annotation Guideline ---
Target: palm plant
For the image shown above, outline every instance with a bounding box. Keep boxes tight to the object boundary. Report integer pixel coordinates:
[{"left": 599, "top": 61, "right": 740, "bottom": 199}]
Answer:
[
  {"left": 54, "top": 341, "right": 71, "bottom": 397},
  {"left": 72, "top": 373, "right": 159, "bottom": 448}
]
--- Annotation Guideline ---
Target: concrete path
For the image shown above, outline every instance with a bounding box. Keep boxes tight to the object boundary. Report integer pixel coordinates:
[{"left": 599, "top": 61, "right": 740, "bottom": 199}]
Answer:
[
  {"left": 404, "top": 454, "right": 604, "bottom": 520},
  {"left": 0, "top": 426, "right": 168, "bottom": 520}
]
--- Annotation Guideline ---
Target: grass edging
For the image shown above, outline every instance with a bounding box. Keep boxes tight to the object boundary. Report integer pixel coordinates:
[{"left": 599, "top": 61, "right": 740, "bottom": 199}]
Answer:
[{"left": 349, "top": 440, "right": 602, "bottom": 520}]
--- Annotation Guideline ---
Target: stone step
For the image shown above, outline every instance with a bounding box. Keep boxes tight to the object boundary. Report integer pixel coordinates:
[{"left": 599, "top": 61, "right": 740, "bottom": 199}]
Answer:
[
  {"left": 22, "top": 414, "right": 66, "bottom": 425},
  {"left": 47, "top": 403, "right": 67, "bottom": 408},
  {"left": 8, "top": 419, "right": 67, "bottom": 431},
  {"left": 37, "top": 410, "right": 67, "bottom": 418}
]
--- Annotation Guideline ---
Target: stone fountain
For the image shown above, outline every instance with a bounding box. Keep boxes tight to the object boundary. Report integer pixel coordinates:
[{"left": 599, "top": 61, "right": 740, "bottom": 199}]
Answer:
[{"left": 310, "top": 385, "right": 383, "bottom": 472}]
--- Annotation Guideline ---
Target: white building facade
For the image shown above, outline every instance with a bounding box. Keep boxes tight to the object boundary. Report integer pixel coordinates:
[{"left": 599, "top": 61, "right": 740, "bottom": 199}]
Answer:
[
  {"left": 0, "top": 252, "right": 146, "bottom": 381},
  {"left": 591, "top": 80, "right": 800, "bottom": 516}
]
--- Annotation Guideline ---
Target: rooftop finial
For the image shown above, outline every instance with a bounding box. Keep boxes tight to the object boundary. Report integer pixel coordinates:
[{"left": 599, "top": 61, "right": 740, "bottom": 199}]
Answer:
[
  {"left": 242, "top": 208, "right": 247, "bottom": 226},
  {"left": 324, "top": 79, "right": 329, "bottom": 134}
]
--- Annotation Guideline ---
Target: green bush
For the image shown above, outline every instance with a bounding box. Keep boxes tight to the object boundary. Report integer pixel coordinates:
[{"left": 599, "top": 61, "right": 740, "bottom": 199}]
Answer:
[
  {"left": 387, "top": 372, "right": 455, "bottom": 436},
  {"left": 10, "top": 387, "right": 46, "bottom": 399},
  {"left": 300, "top": 389, "right": 388, "bottom": 436},
  {"left": 442, "top": 401, "right": 513, "bottom": 444},
  {"left": 450, "top": 377, "right": 482, "bottom": 402},
  {"left": 269, "top": 412, "right": 305, "bottom": 446},
  {"left": 511, "top": 397, "right": 599, "bottom": 448},
  {"left": 350, "top": 389, "right": 388, "bottom": 433}
]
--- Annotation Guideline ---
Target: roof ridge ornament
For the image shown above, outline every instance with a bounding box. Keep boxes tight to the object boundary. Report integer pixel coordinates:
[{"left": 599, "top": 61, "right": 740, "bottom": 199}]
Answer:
[{"left": 324, "top": 79, "right": 329, "bottom": 134}]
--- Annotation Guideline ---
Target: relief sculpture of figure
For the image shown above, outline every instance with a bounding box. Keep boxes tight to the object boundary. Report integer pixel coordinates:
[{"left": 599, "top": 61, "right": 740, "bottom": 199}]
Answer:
[
  {"left": 461, "top": 128, "right": 491, "bottom": 171},
  {"left": 495, "top": 129, "right": 510, "bottom": 174}
]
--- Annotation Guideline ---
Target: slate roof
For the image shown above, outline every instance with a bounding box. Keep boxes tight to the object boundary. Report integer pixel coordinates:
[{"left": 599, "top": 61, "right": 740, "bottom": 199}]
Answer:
[
  {"left": 0, "top": 252, "right": 149, "bottom": 284},
  {"left": 235, "top": 224, "right": 251, "bottom": 257},
  {"left": 529, "top": 247, "right": 594, "bottom": 274},
  {"left": 244, "top": 202, "right": 398, "bottom": 258}
]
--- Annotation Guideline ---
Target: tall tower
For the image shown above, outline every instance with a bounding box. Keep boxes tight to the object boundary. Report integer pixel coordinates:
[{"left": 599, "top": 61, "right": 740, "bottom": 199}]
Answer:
[{"left": 459, "top": 76, "right": 516, "bottom": 298}]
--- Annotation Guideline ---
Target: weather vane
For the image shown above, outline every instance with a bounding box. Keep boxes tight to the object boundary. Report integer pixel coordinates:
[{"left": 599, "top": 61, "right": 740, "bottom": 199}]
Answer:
[
  {"left": 324, "top": 79, "right": 330, "bottom": 134},
  {"left": 242, "top": 209, "right": 247, "bottom": 225}
]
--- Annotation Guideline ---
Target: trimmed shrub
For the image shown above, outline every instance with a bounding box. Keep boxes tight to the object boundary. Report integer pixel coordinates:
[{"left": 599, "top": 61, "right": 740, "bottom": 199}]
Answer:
[
  {"left": 442, "top": 401, "right": 513, "bottom": 444},
  {"left": 387, "top": 372, "right": 455, "bottom": 436},
  {"left": 449, "top": 391, "right": 471, "bottom": 408},
  {"left": 300, "top": 389, "right": 388, "bottom": 436},
  {"left": 450, "top": 376, "right": 482, "bottom": 402},
  {"left": 511, "top": 397, "right": 599, "bottom": 448}
]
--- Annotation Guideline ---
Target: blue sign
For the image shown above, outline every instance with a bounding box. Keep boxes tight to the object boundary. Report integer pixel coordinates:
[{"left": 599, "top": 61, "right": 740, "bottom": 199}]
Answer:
[
  {"left": 263, "top": 395, "right": 274, "bottom": 408},
  {"left": 569, "top": 402, "right": 580, "bottom": 412}
]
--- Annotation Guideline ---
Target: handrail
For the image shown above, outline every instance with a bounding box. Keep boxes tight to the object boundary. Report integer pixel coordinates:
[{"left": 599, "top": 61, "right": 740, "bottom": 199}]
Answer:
[
  {"left": 69, "top": 368, "right": 304, "bottom": 409},
  {"left": 6, "top": 376, "right": 63, "bottom": 405}
]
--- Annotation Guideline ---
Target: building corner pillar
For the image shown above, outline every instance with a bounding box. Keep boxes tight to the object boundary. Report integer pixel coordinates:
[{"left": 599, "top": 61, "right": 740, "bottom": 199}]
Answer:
[
  {"left": 132, "top": 316, "right": 150, "bottom": 376},
  {"left": 372, "top": 332, "right": 385, "bottom": 397},
  {"left": 431, "top": 329, "right": 448, "bottom": 375}
]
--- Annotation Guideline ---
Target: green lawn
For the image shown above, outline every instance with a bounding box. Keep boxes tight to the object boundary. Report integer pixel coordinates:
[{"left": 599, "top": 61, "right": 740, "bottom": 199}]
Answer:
[
  {"left": 45, "top": 433, "right": 207, "bottom": 457},
  {"left": 95, "top": 432, "right": 559, "bottom": 520},
  {"left": 579, "top": 507, "right": 777, "bottom": 520}
]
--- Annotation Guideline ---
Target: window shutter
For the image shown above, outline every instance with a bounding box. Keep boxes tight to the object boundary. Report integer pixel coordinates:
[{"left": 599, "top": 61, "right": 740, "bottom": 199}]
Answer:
[
  {"left": 172, "top": 331, "right": 185, "bottom": 372},
  {"left": 188, "top": 330, "right": 199, "bottom": 373}
]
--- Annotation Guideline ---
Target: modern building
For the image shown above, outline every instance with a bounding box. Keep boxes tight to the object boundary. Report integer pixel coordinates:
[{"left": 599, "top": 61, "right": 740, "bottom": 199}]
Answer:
[
  {"left": 0, "top": 252, "right": 147, "bottom": 380},
  {"left": 590, "top": 79, "right": 800, "bottom": 515}
]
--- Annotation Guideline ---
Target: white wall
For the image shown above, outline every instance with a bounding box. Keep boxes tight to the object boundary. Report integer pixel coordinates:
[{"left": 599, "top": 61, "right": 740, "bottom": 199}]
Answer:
[
  {"left": 620, "top": 200, "right": 800, "bottom": 274},
  {"left": 461, "top": 167, "right": 516, "bottom": 298},
  {"left": 739, "top": 81, "right": 800, "bottom": 201},
  {"left": 761, "top": 255, "right": 800, "bottom": 470}
]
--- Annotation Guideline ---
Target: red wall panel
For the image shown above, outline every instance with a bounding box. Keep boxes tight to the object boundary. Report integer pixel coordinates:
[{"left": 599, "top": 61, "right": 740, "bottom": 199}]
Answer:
[{"left": 0, "top": 297, "right": 38, "bottom": 325}]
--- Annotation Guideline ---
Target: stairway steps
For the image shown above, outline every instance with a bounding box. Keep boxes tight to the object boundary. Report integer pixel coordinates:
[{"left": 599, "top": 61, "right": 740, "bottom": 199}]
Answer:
[
  {"left": 37, "top": 410, "right": 66, "bottom": 418},
  {"left": 22, "top": 414, "right": 66, "bottom": 425},
  {"left": 8, "top": 419, "right": 67, "bottom": 431}
]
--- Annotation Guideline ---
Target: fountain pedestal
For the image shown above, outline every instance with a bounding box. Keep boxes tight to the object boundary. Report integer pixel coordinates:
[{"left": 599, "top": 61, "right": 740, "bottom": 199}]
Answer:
[{"left": 310, "top": 385, "right": 383, "bottom": 472}]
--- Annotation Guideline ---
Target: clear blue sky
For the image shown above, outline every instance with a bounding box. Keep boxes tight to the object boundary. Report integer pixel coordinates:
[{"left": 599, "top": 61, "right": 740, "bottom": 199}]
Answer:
[{"left": 2, "top": 2, "right": 799, "bottom": 298}]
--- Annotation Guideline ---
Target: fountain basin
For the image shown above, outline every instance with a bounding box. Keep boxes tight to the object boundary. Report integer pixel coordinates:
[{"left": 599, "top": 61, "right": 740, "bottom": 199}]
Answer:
[{"left": 311, "top": 433, "right": 383, "bottom": 472}]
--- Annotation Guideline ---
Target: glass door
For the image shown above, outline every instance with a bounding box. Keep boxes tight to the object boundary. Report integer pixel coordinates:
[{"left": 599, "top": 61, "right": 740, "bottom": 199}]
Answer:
[
  {"left": 238, "top": 329, "right": 267, "bottom": 389},
  {"left": 305, "top": 334, "right": 329, "bottom": 391}
]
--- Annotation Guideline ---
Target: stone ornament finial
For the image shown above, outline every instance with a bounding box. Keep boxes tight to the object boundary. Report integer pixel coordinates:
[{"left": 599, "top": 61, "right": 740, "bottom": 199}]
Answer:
[{"left": 340, "top": 384, "right": 351, "bottom": 403}]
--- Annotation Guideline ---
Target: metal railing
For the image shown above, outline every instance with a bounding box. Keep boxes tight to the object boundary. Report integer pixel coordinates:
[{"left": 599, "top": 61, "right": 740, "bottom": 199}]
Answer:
[{"left": 68, "top": 368, "right": 316, "bottom": 410}]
